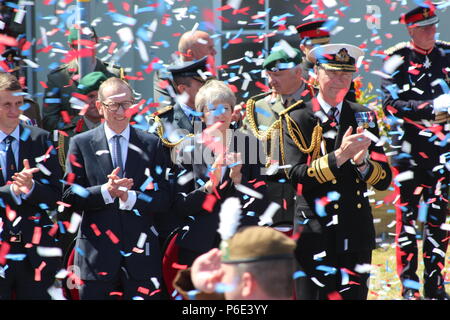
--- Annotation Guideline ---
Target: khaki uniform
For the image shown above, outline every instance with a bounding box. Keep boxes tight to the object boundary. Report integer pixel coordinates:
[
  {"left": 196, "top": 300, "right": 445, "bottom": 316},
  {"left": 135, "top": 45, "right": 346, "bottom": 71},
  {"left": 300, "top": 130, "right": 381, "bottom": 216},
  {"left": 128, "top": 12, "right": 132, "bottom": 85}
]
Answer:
[{"left": 43, "top": 59, "right": 124, "bottom": 132}]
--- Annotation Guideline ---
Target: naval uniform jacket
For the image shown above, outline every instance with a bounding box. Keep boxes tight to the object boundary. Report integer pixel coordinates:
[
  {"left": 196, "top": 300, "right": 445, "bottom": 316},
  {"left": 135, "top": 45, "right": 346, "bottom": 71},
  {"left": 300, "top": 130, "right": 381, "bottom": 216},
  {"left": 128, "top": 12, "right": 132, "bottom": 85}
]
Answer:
[
  {"left": 282, "top": 100, "right": 392, "bottom": 253},
  {"left": 381, "top": 40, "right": 450, "bottom": 169}
]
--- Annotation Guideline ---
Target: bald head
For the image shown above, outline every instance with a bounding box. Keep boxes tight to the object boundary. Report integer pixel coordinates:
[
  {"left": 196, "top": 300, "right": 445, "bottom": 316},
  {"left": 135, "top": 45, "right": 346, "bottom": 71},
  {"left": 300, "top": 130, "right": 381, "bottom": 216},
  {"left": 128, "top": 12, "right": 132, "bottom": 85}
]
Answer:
[{"left": 178, "top": 31, "right": 217, "bottom": 62}]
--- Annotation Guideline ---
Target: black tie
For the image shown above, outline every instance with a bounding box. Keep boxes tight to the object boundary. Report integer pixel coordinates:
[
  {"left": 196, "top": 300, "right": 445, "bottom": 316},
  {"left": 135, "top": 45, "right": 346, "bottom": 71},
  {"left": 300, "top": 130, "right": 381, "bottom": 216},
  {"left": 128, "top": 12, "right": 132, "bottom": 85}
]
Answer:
[
  {"left": 113, "top": 135, "right": 124, "bottom": 178},
  {"left": 4, "top": 135, "right": 17, "bottom": 182},
  {"left": 328, "top": 107, "right": 339, "bottom": 126}
]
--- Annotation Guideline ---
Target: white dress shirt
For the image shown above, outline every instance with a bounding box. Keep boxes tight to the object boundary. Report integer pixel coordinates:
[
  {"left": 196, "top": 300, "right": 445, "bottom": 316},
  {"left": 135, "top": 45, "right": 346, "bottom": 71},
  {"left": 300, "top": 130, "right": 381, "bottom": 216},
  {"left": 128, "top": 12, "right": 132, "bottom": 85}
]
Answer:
[
  {"left": 317, "top": 93, "right": 343, "bottom": 123},
  {"left": 0, "top": 126, "right": 34, "bottom": 203},
  {"left": 100, "top": 123, "right": 136, "bottom": 210}
]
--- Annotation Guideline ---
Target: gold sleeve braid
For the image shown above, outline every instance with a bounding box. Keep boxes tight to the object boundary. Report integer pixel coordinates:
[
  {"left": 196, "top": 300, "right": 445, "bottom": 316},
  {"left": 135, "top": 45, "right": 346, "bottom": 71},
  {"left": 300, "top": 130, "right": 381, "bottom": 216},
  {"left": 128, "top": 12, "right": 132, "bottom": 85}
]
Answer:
[
  {"left": 58, "top": 133, "right": 66, "bottom": 171},
  {"left": 153, "top": 115, "right": 194, "bottom": 148},
  {"left": 366, "top": 160, "right": 387, "bottom": 186}
]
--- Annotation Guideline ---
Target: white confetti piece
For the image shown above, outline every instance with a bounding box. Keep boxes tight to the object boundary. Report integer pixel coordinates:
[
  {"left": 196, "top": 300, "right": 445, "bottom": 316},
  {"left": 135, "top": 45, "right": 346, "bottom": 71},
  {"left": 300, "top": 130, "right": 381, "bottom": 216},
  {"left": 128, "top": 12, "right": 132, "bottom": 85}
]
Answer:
[
  {"left": 37, "top": 246, "right": 63, "bottom": 257},
  {"left": 395, "top": 170, "right": 414, "bottom": 182},
  {"left": 137, "top": 233, "right": 147, "bottom": 249},
  {"left": 217, "top": 197, "right": 242, "bottom": 241},
  {"left": 277, "top": 39, "right": 297, "bottom": 59},
  {"left": 354, "top": 264, "right": 372, "bottom": 273},
  {"left": 383, "top": 54, "right": 404, "bottom": 74},
  {"left": 258, "top": 202, "right": 281, "bottom": 226},
  {"left": 67, "top": 212, "right": 82, "bottom": 234},
  {"left": 227, "top": 0, "right": 242, "bottom": 10},
  {"left": 234, "top": 184, "right": 263, "bottom": 199},
  {"left": 137, "top": 38, "right": 149, "bottom": 63},
  {"left": 36, "top": 163, "right": 51, "bottom": 176},
  {"left": 96, "top": 150, "right": 110, "bottom": 156}
]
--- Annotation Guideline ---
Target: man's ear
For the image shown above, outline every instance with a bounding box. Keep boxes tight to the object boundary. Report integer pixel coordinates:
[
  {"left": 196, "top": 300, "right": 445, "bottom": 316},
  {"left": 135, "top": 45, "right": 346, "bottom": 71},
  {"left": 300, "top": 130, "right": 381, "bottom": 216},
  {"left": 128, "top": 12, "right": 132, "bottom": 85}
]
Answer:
[
  {"left": 240, "top": 272, "right": 254, "bottom": 298},
  {"left": 96, "top": 100, "right": 104, "bottom": 116},
  {"left": 177, "top": 84, "right": 186, "bottom": 95}
]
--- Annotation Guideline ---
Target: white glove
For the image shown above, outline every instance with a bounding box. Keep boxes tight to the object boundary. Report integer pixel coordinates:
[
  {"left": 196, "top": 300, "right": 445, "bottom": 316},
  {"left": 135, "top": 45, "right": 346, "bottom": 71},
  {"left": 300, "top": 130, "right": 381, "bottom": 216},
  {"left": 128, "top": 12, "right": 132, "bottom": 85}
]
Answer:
[{"left": 432, "top": 93, "right": 450, "bottom": 113}]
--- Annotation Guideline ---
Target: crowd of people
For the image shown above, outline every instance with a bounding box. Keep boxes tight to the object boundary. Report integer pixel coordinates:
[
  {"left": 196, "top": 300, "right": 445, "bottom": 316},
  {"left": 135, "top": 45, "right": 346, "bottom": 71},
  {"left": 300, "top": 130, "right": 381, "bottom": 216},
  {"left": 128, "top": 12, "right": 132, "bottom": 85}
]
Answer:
[{"left": 0, "top": 4, "right": 448, "bottom": 301}]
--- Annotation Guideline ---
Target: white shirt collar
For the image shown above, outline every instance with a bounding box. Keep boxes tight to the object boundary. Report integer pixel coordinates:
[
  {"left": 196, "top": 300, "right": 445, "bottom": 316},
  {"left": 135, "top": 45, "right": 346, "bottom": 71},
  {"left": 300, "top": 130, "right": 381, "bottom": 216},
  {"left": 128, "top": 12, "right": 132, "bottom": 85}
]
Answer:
[
  {"left": 104, "top": 122, "right": 130, "bottom": 142},
  {"left": 317, "top": 93, "right": 343, "bottom": 118},
  {"left": 0, "top": 125, "right": 21, "bottom": 143}
]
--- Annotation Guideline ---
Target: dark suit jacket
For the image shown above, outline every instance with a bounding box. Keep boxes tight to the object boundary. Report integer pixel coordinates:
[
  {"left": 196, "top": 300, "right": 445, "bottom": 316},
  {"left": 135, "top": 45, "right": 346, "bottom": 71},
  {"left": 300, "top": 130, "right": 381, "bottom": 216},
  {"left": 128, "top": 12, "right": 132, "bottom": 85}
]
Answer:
[
  {"left": 0, "top": 124, "right": 62, "bottom": 278},
  {"left": 173, "top": 130, "right": 268, "bottom": 254},
  {"left": 62, "top": 124, "right": 171, "bottom": 281},
  {"left": 282, "top": 100, "right": 392, "bottom": 254}
]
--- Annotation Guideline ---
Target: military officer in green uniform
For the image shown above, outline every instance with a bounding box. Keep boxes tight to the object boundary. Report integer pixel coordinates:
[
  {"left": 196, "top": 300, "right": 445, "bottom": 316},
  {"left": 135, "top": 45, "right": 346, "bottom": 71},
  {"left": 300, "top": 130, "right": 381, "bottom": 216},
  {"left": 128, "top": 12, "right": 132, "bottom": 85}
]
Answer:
[
  {"left": 57, "top": 71, "right": 107, "bottom": 256},
  {"left": 242, "top": 48, "right": 313, "bottom": 225},
  {"left": 43, "top": 27, "right": 124, "bottom": 132}
]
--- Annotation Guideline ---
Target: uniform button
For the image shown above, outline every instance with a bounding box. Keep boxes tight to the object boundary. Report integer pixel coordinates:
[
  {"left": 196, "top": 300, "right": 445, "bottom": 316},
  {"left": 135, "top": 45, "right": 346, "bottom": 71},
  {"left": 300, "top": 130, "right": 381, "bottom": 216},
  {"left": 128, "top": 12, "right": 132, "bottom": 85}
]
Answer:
[
  {"left": 332, "top": 179, "right": 337, "bottom": 184},
  {"left": 334, "top": 204, "right": 339, "bottom": 209},
  {"left": 431, "top": 89, "right": 435, "bottom": 93},
  {"left": 356, "top": 190, "right": 361, "bottom": 196},
  {"left": 355, "top": 178, "right": 360, "bottom": 183},
  {"left": 428, "top": 73, "right": 432, "bottom": 77},
  {"left": 357, "top": 203, "right": 362, "bottom": 209}
]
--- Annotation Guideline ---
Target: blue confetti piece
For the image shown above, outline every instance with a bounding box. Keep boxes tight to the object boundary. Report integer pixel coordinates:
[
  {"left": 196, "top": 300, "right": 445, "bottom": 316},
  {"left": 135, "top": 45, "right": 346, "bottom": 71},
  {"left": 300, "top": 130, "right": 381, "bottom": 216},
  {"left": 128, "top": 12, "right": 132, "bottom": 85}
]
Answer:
[
  {"left": 327, "top": 191, "right": 341, "bottom": 202},
  {"left": 293, "top": 270, "right": 306, "bottom": 279},
  {"left": 403, "top": 279, "right": 421, "bottom": 290},
  {"left": 120, "top": 251, "right": 132, "bottom": 257},
  {"left": 215, "top": 282, "right": 235, "bottom": 293},
  {"left": 196, "top": 179, "right": 205, "bottom": 187},
  {"left": 44, "top": 98, "right": 61, "bottom": 104},
  {"left": 316, "top": 265, "right": 337, "bottom": 275},
  {"left": 418, "top": 201, "right": 428, "bottom": 223},
  {"left": 6, "top": 254, "right": 26, "bottom": 261},
  {"left": 71, "top": 184, "right": 90, "bottom": 198},
  {"left": 133, "top": 209, "right": 141, "bottom": 216},
  {"left": 187, "top": 290, "right": 199, "bottom": 300},
  {"left": 315, "top": 199, "right": 327, "bottom": 217},
  {"left": 75, "top": 247, "right": 85, "bottom": 256},
  {"left": 19, "top": 103, "right": 30, "bottom": 111},
  {"left": 341, "top": 269, "right": 349, "bottom": 285},
  {"left": 155, "top": 166, "right": 163, "bottom": 175},
  {"left": 138, "top": 193, "right": 153, "bottom": 203},
  {"left": 139, "top": 176, "right": 154, "bottom": 192},
  {"left": 39, "top": 203, "right": 49, "bottom": 210},
  {"left": 58, "top": 221, "right": 66, "bottom": 234},
  {"left": 254, "top": 107, "right": 272, "bottom": 118},
  {"left": 20, "top": 127, "right": 31, "bottom": 141}
]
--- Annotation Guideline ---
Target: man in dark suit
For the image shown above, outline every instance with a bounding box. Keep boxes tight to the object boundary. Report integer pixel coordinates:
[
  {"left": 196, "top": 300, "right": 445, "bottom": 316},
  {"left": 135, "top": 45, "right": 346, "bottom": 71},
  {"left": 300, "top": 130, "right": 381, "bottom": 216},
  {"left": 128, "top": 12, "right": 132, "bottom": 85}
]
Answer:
[
  {"left": 381, "top": 6, "right": 449, "bottom": 300},
  {"left": 0, "top": 72, "right": 62, "bottom": 299},
  {"left": 281, "top": 44, "right": 392, "bottom": 300},
  {"left": 62, "top": 77, "right": 171, "bottom": 300},
  {"left": 43, "top": 26, "right": 124, "bottom": 132}
]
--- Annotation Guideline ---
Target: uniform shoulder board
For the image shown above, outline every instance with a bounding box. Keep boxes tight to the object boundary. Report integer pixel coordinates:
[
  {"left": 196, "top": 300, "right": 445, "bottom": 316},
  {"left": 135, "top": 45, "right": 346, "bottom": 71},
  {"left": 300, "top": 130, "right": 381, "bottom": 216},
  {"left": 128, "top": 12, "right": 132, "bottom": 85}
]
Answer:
[
  {"left": 436, "top": 40, "right": 450, "bottom": 47},
  {"left": 247, "top": 91, "right": 273, "bottom": 104},
  {"left": 48, "top": 64, "right": 68, "bottom": 75},
  {"left": 384, "top": 41, "right": 409, "bottom": 56},
  {"left": 151, "top": 105, "right": 173, "bottom": 117}
]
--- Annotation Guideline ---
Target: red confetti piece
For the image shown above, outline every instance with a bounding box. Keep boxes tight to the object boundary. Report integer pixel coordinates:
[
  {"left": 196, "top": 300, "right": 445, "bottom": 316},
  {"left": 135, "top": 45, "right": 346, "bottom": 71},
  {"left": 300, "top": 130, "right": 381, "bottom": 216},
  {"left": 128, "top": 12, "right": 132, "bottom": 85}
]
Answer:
[
  {"left": 6, "top": 205, "right": 16, "bottom": 222},
  {"left": 328, "top": 291, "right": 343, "bottom": 300},
  {"left": 32, "top": 227, "right": 42, "bottom": 245},
  {"left": 149, "top": 289, "right": 161, "bottom": 296},
  {"left": 66, "top": 172, "right": 76, "bottom": 185},
  {"left": 105, "top": 229, "right": 120, "bottom": 244},
  {"left": 418, "top": 152, "right": 429, "bottom": 159},
  {"left": 137, "top": 287, "right": 149, "bottom": 295},
  {"left": 296, "top": 184, "right": 303, "bottom": 195},
  {"left": 69, "top": 154, "right": 83, "bottom": 168},
  {"left": 171, "top": 262, "right": 188, "bottom": 270},
  {"left": 48, "top": 223, "right": 59, "bottom": 237},
  {"left": 407, "top": 68, "right": 420, "bottom": 75},
  {"left": 58, "top": 130, "right": 69, "bottom": 137},
  {"left": 109, "top": 291, "right": 123, "bottom": 296},
  {"left": 370, "top": 152, "right": 388, "bottom": 163},
  {"left": 202, "top": 194, "right": 217, "bottom": 213},
  {"left": 34, "top": 261, "right": 46, "bottom": 282},
  {"left": 0, "top": 242, "right": 10, "bottom": 265},
  {"left": 253, "top": 181, "right": 266, "bottom": 189},
  {"left": 60, "top": 111, "right": 71, "bottom": 124},
  {"left": 90, "top": 224, "right": 101, "bottom": 236},
  {"left": 255, "top": 81, "right": 270, "bottom": 92}
]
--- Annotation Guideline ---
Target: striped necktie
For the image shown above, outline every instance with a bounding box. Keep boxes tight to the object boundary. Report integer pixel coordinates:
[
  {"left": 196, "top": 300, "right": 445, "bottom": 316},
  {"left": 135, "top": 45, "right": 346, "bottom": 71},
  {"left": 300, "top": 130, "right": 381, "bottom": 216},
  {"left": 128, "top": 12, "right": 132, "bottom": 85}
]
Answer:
[{"left": 328, "top": 107, "right": 339, "bottom": 125}]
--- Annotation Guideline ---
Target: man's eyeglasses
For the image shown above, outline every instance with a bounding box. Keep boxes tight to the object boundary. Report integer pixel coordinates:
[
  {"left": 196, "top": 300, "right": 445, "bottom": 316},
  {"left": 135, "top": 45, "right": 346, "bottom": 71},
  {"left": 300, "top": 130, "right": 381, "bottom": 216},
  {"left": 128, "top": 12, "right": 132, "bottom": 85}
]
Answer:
[{"left": 101, "top": 101, "right": 134, "bottom": 112}]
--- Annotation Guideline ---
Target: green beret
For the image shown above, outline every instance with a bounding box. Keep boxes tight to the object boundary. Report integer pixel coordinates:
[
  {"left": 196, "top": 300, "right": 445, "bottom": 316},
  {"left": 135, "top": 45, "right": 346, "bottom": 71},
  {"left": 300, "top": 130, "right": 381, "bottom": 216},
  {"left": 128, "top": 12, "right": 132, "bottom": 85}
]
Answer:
[
  {"left": 263, "top": 48, "right": 303, "bottom": 72},
  {"left": 67, "top": 27, "right": 97, "bottom": 44},
  {"left": 221, "top": 226, "right": 296, "bottom": 264},
  {"left": 77, "top": 71, "right": 108, "bottom": 95}
]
